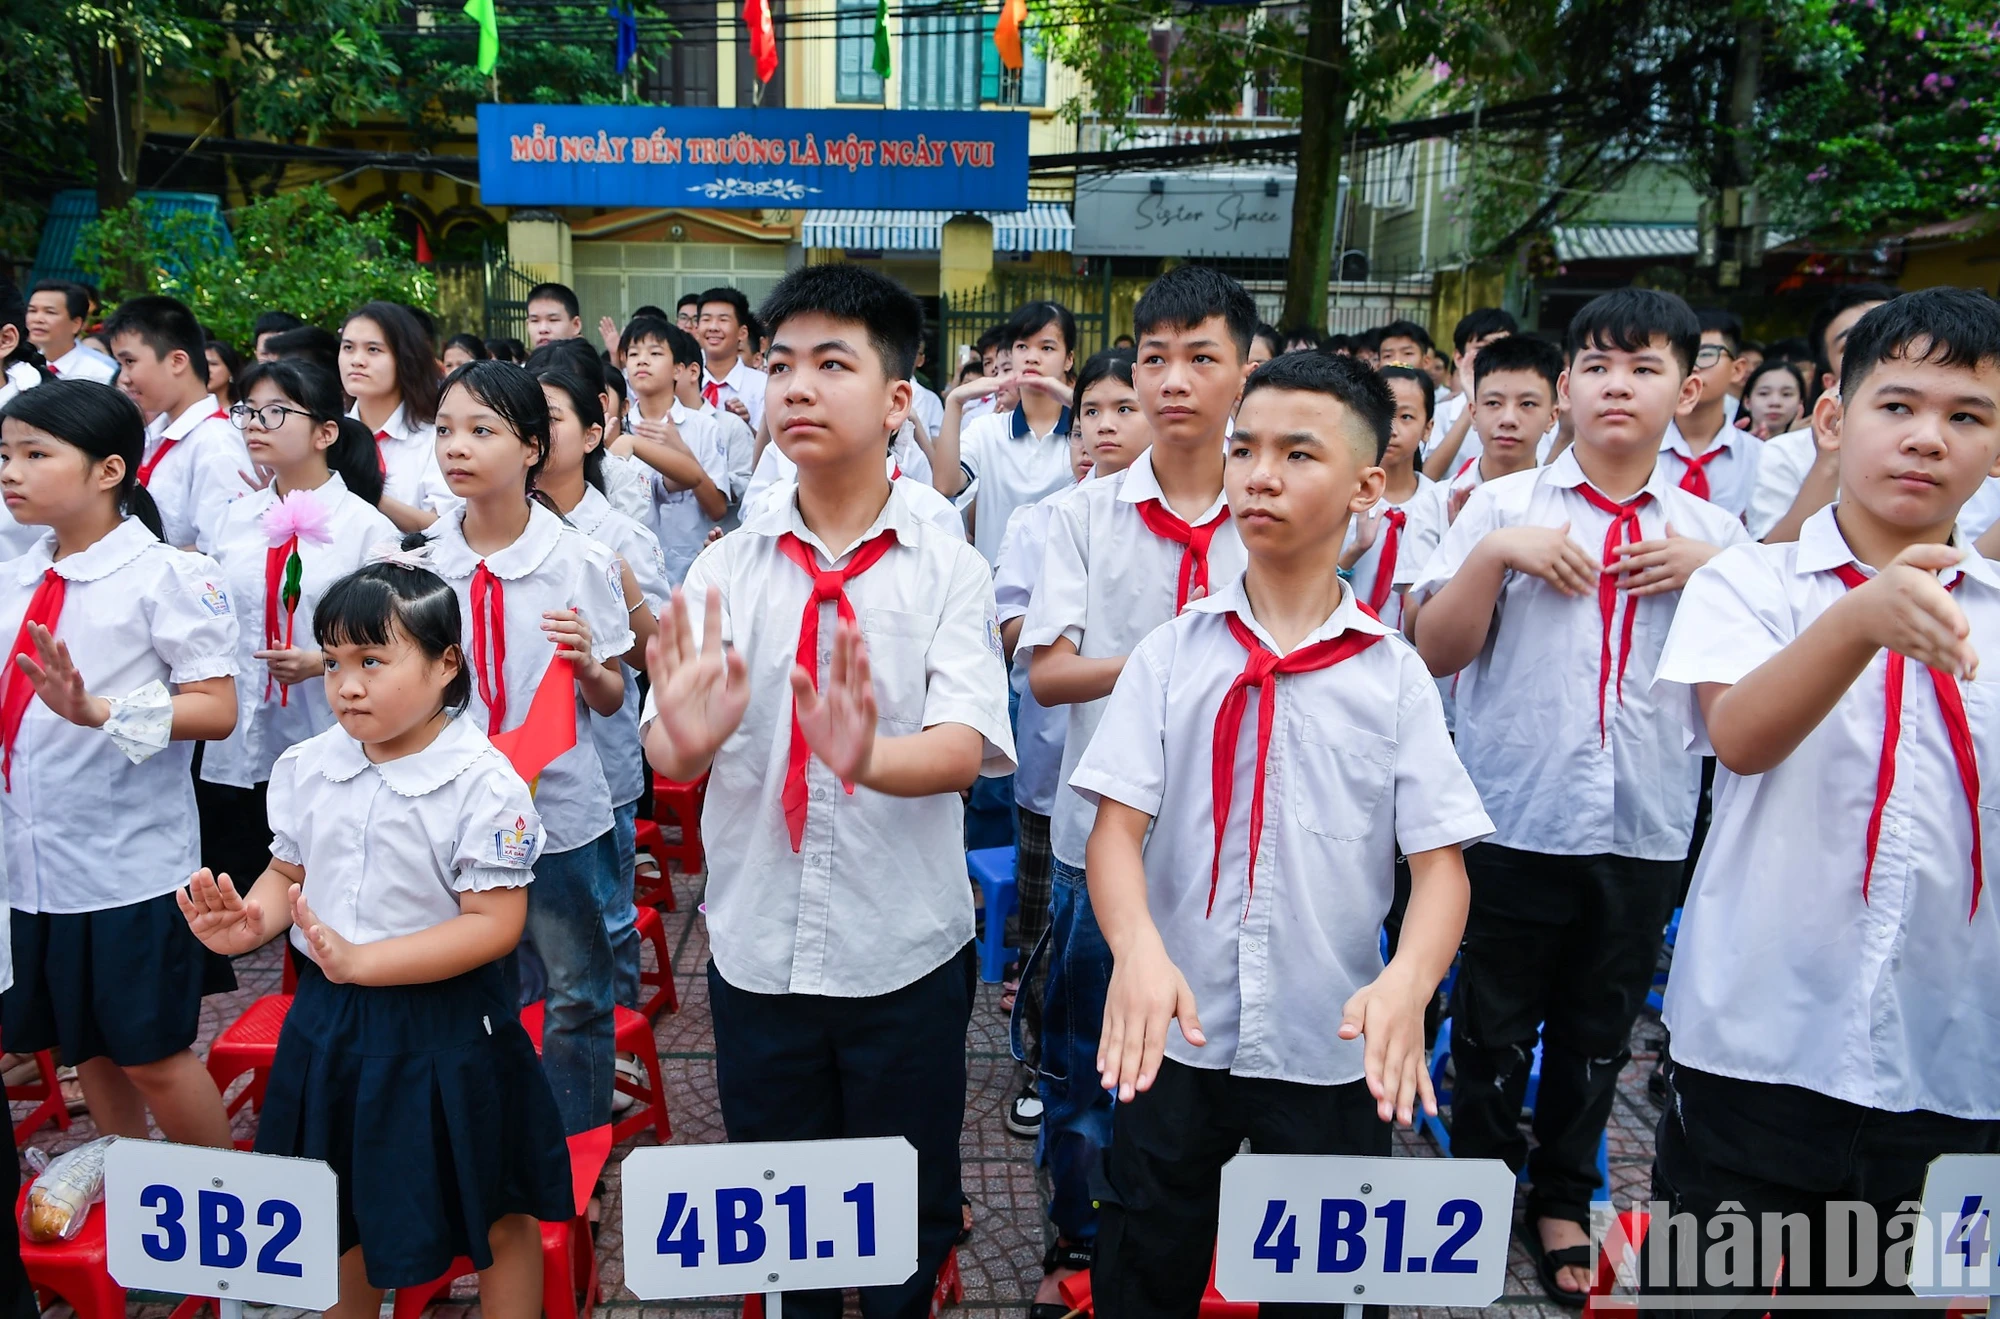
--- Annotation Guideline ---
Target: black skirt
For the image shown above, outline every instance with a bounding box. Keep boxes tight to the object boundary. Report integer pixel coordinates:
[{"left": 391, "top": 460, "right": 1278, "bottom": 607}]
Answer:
[
  {"left": 253, "top": 956, "right": 574, "bottom": 1288},
  {"left": 3, "top": 890, "right": 237, "bottom": 1066}
]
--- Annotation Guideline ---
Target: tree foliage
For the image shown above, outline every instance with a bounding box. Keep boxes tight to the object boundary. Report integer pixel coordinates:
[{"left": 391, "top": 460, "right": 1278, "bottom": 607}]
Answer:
[{"left": 75, "top": 185, "right": 435, "bottom": 345}]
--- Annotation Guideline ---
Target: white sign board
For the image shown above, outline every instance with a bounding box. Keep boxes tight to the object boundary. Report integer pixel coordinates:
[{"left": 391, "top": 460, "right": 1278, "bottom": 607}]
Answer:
[
  {"left": 1073, "top": 170, "right": 1350, "bottom": 259},
  {"left": 1912, "top": 1153, "right": 2000, "bottom": 1296},
  {"left": 1215, "top": 1153, "right": 1516, "bottom": 1307},
  {"left": 104, "top": 1141, "right": 339, "bottom": 1311},
  {"left": 622, "top": 1138, "right": 919, "bottom": 1300}
]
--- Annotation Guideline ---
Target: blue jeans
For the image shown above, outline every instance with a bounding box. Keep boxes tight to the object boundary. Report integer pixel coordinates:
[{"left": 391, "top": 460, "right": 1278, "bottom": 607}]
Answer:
[
  {"left": 606, "top": 800, "right": 642, "bottom": 1011},
  {"left": 1024, "top": 857, "right": 1114, "bottom": 1244},
  {"left": 512, "top": 830, "right": 619, "bottom": 1136}
]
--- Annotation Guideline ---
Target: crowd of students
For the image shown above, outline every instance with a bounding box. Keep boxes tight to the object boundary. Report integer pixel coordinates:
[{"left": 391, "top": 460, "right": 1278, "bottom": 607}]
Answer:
[{"left": 0, "top": 258, "right": 1993, "bottom": 1319}]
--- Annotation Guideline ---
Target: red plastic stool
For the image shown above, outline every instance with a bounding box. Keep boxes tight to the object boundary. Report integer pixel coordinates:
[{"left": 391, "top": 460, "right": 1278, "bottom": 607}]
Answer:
[
  {"left": 390, "top": 1124, "right": 614, "bottom": 1319},
  {"left": 646, "top": 774, "right": 707, "bottom": 879},
  {"left": 205, "top": 993, "right": 294, "bottom": 1149},
  {"left": 7, "top": 1049, "right": 69, "bottom": 1146},
  {"left": 519, "top": 1002, "right": 671, "bottom": 1146},
  {"left": 632, "top": 818, "right": 678, "bottom": 912},
  {"left": 15, "top": 1183, "right": 124, "bottom": 1319},
  {"left": 634, "top": 903, "right": 679, "bottom": 1017},
  {"left": 741, "top": 1246, "right": 964, "bottom": 1317},
  {"left": 1058, "top": 1251, "right": 1256, "bottom": 1316}
]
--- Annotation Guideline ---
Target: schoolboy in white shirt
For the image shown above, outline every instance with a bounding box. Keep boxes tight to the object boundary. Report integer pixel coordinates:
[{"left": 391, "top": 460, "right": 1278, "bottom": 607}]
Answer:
[
  {"left": 1017, "top": 266, "right": 1254, "bottom": 1291},
  {"left": 1409, "top": 288, "right": 1749, "bottom": 1304},
  {"left": 694, "top": 286, "right": 768, "bottom": 433},
  {"left": 1422, "top": 306, "right": 1519, "bottom": 478},
  {"left": 619, "top": 316, "right": 729, "bottom": 583},
  {"left": 1645, "top": 288, "right": 2000, "bottom": 1310},
  {"left": 1342, "top": 365, "right": 1439, "bottom": 632},
  {"left": 1078, "top": 351, "right": 1487, "bottom": 1317},
  {"left": 1658, "top": 309, "right": 1755, "bottom": 520},
  {"left": 1431, "top": 333, "right": 1563, "bottom": 522},
  {"left": 643, "top": 265, "right": 1013, "bottom": 1319}
]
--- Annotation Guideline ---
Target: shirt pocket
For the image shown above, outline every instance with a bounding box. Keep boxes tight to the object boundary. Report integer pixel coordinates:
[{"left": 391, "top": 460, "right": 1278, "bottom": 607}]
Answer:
[
  {"left": 861, "top": 607, "right": 936, "bottom": 729},
  {"left": 1957, "top": 678, "right": 2000, "bottom": 813},
  {"left": 1290, "top": 715, "right": 1397, "bottom": 842}
]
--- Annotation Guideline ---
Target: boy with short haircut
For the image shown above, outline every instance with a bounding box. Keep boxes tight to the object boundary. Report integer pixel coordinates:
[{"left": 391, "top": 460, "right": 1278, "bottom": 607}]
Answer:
[
  {"left": 102, "top": 294, "right": 251, "bottom": 550},
  {"left": 1658, "top": 308, "right": 1756, "bottom": 520},
  {"left": 251, "top": 310, "right": 304, "bottom": 361},
  {"left": 1409, "top": 288, "right": 1748, "bottom": 1304},
  {"left": 1018, "top": 266, "right": 1255, "bottom": 1293},
  {"left": 1644, "top": 286, "right": 2000, "bottom": 1310},
  {"left": 1423, "top": 306, "right": 1522, "bottom": 478},
  {"left": 674, "top": 292, "right": 700, "bottom": 331},
  {"left": 1342, "top": 364, "right": 1439, "bottom": 630},
  {"left": 695, "top": 286, "right": 767, "bottom": 432},
  {"left": 525, "top": 282, "right": 583, "bottom": 347},
  {"left": 1376, "top": 318, "right": 1435, "bottom": 371},
  {"left": 25, "top": 282, "right": 116, "bottom": 383},
  {"left": 1079, "top": 351, "right": 1487, "bottom": 1316},
  {"left": 642, "top": 265, "right": 1013, "bottom": 1319},
  {"left": 1438, "top": 334, "right": 1565, "bottom": 514},
  {"left": 618, "top": 315, "right": 730, "bottom": 582}
]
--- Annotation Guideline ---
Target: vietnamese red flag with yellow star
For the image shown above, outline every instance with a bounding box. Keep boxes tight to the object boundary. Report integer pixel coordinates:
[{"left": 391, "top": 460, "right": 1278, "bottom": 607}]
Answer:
[
  {"left": 744, "top": 0, "right": 778, "bottom": 83},
  {"left": 994, "top": 0, "right": 1026, "bottom": 71}
]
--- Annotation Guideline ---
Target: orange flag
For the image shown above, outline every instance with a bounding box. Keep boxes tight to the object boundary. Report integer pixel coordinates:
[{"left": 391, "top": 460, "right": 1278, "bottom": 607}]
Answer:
[
  {"left": 994, "top": 0, "right": 1026, "bottom": 70},
  {"left": 489, "top": 657, "right": 577, "bottom": 790}
]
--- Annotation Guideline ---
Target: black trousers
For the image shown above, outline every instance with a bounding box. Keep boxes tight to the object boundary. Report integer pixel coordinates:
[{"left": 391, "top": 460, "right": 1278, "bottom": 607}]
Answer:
[
  {"left": 1642, "top": 1065, "right": 2000, "bottom": 1317},
  {"left": 193, "top": 774, "right": 272, "bottom": 890},
  {"left": 1447, "top": 844, "right": 1679, "bottom": 1226},
  {"left": 707, "top": 945, "right": 974, "bottom": 1319},
  {"left": 1094, "top": 1058, "right": 1392, "bottom": 1319}
]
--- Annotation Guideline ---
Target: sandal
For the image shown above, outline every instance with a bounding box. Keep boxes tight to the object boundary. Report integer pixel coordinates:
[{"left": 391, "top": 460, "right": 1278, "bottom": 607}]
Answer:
[
  {"left": 1524, "top": 1222, "right": 1593, "bottom": 1310},
  {"left": 1027, "top": 1240, "right": 1095, "bottom": 1318}
]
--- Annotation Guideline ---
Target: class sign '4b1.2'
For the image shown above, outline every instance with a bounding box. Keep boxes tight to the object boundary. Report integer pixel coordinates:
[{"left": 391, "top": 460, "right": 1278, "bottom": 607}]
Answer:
[
  {"left": 1216, "top": 1154, "right": 1517, "bottom": 1307},
  {"left": 621, "top": 1137, "right": 919, "bottom": 1300}
]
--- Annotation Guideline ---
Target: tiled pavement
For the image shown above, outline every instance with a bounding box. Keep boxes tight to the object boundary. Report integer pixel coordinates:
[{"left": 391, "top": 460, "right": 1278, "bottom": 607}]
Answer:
[{"left": 22, "top": 864, "right": 1669, "bottom": 1318}]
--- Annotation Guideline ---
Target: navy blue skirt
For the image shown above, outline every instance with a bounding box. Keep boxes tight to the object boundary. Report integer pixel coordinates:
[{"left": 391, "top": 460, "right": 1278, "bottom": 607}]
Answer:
[
  {"left": 3, "top": 890, "right": 236, "bottom": 1066},
  {"left": 254, "top": 957, "right": 574, "bottom": 1288}
]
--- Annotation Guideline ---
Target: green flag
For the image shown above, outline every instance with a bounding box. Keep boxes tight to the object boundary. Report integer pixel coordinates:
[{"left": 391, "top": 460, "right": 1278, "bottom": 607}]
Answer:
[
  {"left": 871, "top": 0, "right": 891, "bottom": 79},
  {"left": 464, "top": 0, "right": 499, "bottom": 74}
]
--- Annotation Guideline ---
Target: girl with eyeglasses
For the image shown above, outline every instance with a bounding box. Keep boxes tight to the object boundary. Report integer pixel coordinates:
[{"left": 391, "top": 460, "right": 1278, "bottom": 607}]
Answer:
[{"left": 198, "top": 360, "right": 397, "bottom": 887}]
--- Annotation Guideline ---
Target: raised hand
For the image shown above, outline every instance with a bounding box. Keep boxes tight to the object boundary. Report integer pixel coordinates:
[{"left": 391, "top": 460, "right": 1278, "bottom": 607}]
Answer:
[
  {"left": 1341, "top": 507, "right": 1382, "bottom": 570},
  {"left": 1611, "top": 521, "right": 1722, "bottom": 597},
  {"left": 1854, "top": 542, "right": 1980, "bottom": 679},
  {"left": 542, "top": 608, "right": 597, "bottom": 664},
  {"left": 17, "top": 623, "right": 109, "bottom": 728},
  {"left": 177, "top": 869, "right": 270, "bottom": 956},
  {"left": 790, "top": 620, "right": 877, "bottom": 782},
  {"left": 646, "top": 587, "right": 750, "bottom": 769},
  {"left": 1489, "top": 523, "right": 1602, "bottom": 597},
  {"left": 255, "top": 648, "right": 324, "bottom": 686}
]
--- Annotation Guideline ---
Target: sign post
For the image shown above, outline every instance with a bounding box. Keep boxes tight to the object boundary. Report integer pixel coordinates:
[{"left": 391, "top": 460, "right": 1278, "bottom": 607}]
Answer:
[
  {"left": 1913, "top": 1154, "right": 2000, "bottom": 1298},
  {"left": 103, "top": 1141, "right": 340, "bottom": 1315},
  {"left": 1215, "top": 1154, "right": 1517, "bottom": 1310},
  {"left": 622, "top": 1137, "right": 920, "bottom": 1313}
]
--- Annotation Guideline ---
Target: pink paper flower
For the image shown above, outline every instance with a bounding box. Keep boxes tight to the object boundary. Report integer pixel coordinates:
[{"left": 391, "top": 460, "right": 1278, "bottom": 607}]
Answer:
[{"left": 260, "top": 488, "right": 335, "bottom": 548}]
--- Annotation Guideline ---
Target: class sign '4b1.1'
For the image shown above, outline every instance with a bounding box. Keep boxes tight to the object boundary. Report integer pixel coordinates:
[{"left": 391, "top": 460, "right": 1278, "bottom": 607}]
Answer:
[
  {"left": 1215, "top": 1154, "right": 1517, "bottom": 1307},
  {"left": 621, "top": 1137, "right": 919, "bottom": 1300}
]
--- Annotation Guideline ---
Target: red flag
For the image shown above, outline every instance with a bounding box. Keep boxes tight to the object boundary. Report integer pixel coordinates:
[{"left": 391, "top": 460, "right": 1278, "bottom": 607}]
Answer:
[
  {"left": 488, "top": 657, "right": 578, "bottom": 789},
  {"left": 744, "top": 0, "right": 778, "bottom": 83},
  {"left": 994, "top": 0, "right": 1026, "bottom": 71}
]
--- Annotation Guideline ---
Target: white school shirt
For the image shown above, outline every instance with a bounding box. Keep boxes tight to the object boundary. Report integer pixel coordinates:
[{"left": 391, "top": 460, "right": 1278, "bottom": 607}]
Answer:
[
  {"left": 1408, "top": 449, "right": 1749, "bottom": 860},
  {"left": 910, "top": 381, "right": 945, "bottom": 439},
  {"left": 1070, "top": 578, "right": 1492, "bottom": 1085},
  {"left": 1343, "top": 475, "right": 1441, "bottom": 632},
  {"left": 0, "top": 518, "right": 239, "bottom": 913},
  {"left": 1955, "top": 476, "right": 2000, "bottom": 544},
  {"left": 143, "top": 394, "right": 251, "bottom": 550},
  {"left": 348, "top": 403, "right": 452, "bottom": 515},
  {"left": 630, "top": 400, "right": 731, "bottom": 584},
  {"left": 600, "top": 451, "right": 654, "bottom": 526},
  {"left": 958, "top": 406, "right": 1075, "bottom": 566},
  {"left": 1425, "top": 392, "right": 1468, "bottom": 456},
  {"left": 640, "top": 481, "right": 1015, "bottom": 997},
  {"left": 1654, "top": 505, "right": 2000, "bottom": 1118},
  {"left": 0, "top": 366, "right": 43, "bottom": 561},
  {"left": 200, "top": 475, "right": 397, "bottom": 788},
  {"left": 0, "top": 361, "right": 39, "bottom": 410},
  {"left": 1019, "top": 447, "right": 1250, "bottom": 869},
  {"left": 568, "top": 483, "right": 669, "bottom": 808},
  {"left": 268, "top": 716, "right": 542, "bottom": 955},
  {"left": 1660, "top": 417, "right": 1759, "bottom": 522},
  {"left": 424, "top": 502, "right": 634, "bottom": 853},
  {"left": 994, "top": 482, "right": 1084, "bottom": 816},
  {"left": 46, "top": 345, "right": 117, "bottom": 385},
  {"left": 714, "top": 359, "right": 768, "bottom": 433},
  {"left": 1744, "top": 425, "right": 1817, "bottom": 541}
]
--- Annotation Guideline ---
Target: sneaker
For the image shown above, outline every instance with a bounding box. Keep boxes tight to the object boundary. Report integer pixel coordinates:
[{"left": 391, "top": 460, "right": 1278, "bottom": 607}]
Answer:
[
  {"left": 1006, "top": 1088, "right": 1043, "bottom": 1139},
  {"left": 613, "top": 1053, "right": 645, "bottom": 1114}
]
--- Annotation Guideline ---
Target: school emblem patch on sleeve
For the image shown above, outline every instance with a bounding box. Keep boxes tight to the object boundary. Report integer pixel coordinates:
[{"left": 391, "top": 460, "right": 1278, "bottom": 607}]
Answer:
[
  {"left": 494, "top": 815, "right": 537, "bottom": 866},
  {"left": 985, "top": 615, "right": 1004, "bottom": 658},
  {"left": 197, "top": 582, "right": 232, "bottom": 616}
]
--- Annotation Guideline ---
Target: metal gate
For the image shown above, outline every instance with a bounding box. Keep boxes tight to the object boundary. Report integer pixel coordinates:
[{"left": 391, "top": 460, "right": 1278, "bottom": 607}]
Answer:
[
  {"left": 939, "top": 266, "right": 1116, "bottom": 375},
  {"left": 483, "top": 243, "right": 537, "bottom": 344}
]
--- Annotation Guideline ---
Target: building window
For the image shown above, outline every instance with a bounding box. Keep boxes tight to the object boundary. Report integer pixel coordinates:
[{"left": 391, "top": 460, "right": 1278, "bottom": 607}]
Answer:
[
  {"left": 979, "top": 14, "right": 1044, "bottom": 106},
  {"left": 835, "top": 0, "right": 884, "bottom": 103},
  {"left": 901, "top": 5, "right": 981, "bottom": 111},
  {"left": 644, "top": 0, "right": 720, "bottom": 106},
  {"left": 736, "top": 0, "right": 787, "bottom": 105}
]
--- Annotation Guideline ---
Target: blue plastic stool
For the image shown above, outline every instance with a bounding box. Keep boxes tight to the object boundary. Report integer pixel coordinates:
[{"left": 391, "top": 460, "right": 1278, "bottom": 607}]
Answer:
[
  {"left": 967, "top": 846, "right": 1019, "bottom": 984},
  {"left": 1421, "top": 1017, "right": 1611, "bottom": 1202},
  {"left": 1645, "top": 906, "right": 1683, "bottom": 1014}
]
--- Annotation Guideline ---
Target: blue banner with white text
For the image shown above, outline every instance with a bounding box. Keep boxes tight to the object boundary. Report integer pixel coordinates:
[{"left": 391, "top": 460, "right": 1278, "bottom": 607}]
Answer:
[{"left": 477, "top": 104, "right": 1030, "bottom": 210}]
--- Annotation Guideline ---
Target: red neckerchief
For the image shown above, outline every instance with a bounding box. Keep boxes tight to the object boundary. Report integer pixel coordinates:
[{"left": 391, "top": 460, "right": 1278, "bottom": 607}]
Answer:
[
  {"left": 1571, "top": 484, "right": 1654, "bottom": 743},
  {"left": 263, "top": 536, "right": 298, "bottom": 706},
  {"left": 470, "top": 564, "right": 508, "bottom": 735},
  {"left": 0, "top": 569, "right": 64, "bottom": 791},
  {"left": 1135, "top": 498, "right": 1228, "bottom": 613},
  {"left": 1677, "top": 445, "right": 1725, "bottom": 501},
  {"left": 1365, "top": 507, "right": 1408, "bottom": 615},
  {"left": 774, "top": 529, "right": 898, "bottom": 851},
  {"left": 1209, "top": 613, "right": 1383, "bottom": 919},
  {"left": 1831, "top": 562, "right": 1982, "bottom": 918}
]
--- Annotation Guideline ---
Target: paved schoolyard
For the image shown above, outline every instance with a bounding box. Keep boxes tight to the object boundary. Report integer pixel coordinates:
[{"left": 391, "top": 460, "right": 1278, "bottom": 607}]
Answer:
[{"left": 25, "top": 859, "right": 1668, "bottom": 1319}]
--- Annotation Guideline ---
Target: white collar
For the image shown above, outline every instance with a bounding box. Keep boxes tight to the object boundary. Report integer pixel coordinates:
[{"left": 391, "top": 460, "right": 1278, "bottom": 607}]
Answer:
[
  {"left": 1663, "top": 417, "right": 1750, "bottom": 459},
  {"left": 1115, "top": 446, "right": 1229, "bottom": 522},
  {"left": 157, "top": 393, "right": 224, "bottom": 442},
  {"left": 1185, "top": 574, "right": 1394, "bottom": 652},
  {"left": 313, "top": 714, "right": 497, "bottom": 798},
  {"left": 426, "top": 500, "right": 564, "bottom": 580},
  {"left": 1794, "top": 504, "right": 2000, "bottom": 592},
  {"left": 347, "top": 402, "right": 414, "bottom": 442},
  {"left": 1545, "top": 446, "right": 1681, "bottom": 506},
  {"left": 739, "top": 479, "right": 925, "bottom": 564},
  {"left": 567, "top": 483, "right": 612, "bottom": 538},
  {"left": 15, "top": 516, "right": 156, "bottom": 585}
]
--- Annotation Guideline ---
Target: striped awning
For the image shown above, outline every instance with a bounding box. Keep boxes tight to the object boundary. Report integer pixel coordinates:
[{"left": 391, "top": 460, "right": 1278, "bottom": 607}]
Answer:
[
  {"left": 1551, "top": 223, "right": 1793, "bottom": 263},
  {"left": 801, "top": 204, "right": 1074, "bottom": 253}
]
